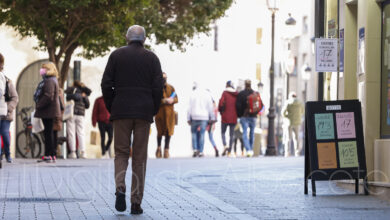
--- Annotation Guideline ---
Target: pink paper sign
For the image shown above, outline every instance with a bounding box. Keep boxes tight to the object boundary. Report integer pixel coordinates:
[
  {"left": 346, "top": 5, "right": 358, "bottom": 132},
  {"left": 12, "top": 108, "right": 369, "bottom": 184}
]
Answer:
[{"left": 336, "top": 112, "right": 356, "bottom": 139}]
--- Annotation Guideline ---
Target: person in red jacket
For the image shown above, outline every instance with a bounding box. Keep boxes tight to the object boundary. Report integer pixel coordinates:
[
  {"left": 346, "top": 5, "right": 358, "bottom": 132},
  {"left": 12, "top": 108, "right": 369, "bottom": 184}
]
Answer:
[
  {"left": 92, "top": 96, "right": 113, "bottom": 158},
  {"left": 218, "top": 81, "right": 238, "bottom": 156}
]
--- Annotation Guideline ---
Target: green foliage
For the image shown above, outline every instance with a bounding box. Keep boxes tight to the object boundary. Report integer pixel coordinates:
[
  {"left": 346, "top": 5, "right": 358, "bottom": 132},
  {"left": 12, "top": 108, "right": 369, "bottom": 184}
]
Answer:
[{"left": 0, "top": 0, "right": 233, "bottom": 58}]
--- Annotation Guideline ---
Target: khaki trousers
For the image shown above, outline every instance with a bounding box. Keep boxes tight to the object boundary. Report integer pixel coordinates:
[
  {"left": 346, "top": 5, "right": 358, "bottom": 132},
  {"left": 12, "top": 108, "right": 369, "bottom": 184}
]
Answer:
[
  {"left": 285, "top": 125, "right": 301, "bottom": 157},
  {"left": 113, "top": 119, "right": 150, "bottom": 204}
]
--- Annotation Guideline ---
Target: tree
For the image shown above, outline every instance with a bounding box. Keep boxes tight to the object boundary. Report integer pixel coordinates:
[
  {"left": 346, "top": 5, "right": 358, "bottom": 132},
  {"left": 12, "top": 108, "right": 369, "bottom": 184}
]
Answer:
[{"left": 0, "top": 0, "right": 233, "bottom": 87}]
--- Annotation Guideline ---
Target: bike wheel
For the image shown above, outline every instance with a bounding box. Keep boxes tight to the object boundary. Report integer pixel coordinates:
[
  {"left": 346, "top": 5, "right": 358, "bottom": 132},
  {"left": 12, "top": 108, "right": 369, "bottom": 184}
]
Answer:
[
  {"left": 16, "top": 131, "right": 42, "bottom": 158},
  {"left": 31, "top": 133, "right": 42, "bottom": 158}
]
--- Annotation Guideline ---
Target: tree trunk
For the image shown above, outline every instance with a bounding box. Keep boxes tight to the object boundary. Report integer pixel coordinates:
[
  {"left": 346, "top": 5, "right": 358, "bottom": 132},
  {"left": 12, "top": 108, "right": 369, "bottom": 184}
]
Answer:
[{"left": 58, "top": 43, "right": 78, "bottom": 88}]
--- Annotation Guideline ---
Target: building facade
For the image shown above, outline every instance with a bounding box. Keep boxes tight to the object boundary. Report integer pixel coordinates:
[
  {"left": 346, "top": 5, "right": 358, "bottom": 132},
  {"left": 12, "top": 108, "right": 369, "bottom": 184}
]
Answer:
[{"left": 316, "top": 0, "right": 390, "bottom": 184}]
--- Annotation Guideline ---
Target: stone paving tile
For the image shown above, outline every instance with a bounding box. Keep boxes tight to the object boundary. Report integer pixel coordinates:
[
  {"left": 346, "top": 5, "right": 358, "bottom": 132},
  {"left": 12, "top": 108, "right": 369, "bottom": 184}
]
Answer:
[{"left": 0, "top": 157, "right": 390, "bottom": 219}]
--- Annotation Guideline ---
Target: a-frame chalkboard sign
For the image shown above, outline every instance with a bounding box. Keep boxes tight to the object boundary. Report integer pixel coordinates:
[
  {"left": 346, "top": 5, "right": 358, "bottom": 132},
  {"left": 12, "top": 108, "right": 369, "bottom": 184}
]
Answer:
[{"left": 304, "top": 100, "right": 369, "bottom": 196}]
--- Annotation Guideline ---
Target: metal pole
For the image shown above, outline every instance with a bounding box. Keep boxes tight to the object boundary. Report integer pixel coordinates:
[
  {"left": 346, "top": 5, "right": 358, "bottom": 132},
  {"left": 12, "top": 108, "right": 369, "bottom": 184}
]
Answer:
[
  {"left": 315, "top": 0, "right": 325, "bottom": 101},
  {"left": 266, "top": 11, "right": 277, "bottom": 156},
  {"left": 73, "top": 60, "right": 81, "bottom": 82}
]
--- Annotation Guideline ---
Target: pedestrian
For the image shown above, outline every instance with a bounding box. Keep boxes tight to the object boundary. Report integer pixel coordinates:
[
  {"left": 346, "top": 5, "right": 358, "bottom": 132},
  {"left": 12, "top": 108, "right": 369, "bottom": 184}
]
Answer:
[
  {"left": 187, "top": 82, "right": 216, "bottom": 157},
  {"left": 65, "top": 80, "right": 91, "bottom": 159},
  {"left": 34, "top": 62, "right": 61, "bottom": 163},
  {"left": 92, "top": 96, "right": 113, "bottom": 159},
  {"left": 236, "top": 79, "right": 263, "bottom": 157},
  {"left": 283, "top": 92, "right": 304, "bottom": 157},
  {"left": 218, "top": 80, "right": 238, "bottom": 156},
  {"left": 155, "top": 72, "right": 178, "bottom": 159},
  {"left": 52, "top": 88, "right": 65, "bottom": 160},
  {"left": 101, "top": 25, "right": 163, "bottom": 215},
  {"left": 0, "top": 53, "right": 19, "bottom": 164},
  {"left": 206, "top": 99, "right": 219, "bottom": 157}
]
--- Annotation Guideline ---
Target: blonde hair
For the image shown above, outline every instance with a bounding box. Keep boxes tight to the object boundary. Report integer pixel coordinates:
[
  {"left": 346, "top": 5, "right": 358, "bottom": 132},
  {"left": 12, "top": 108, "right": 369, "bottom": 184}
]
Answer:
[{"left": 42, "top": 62, "right": 59, "bottom": 78}]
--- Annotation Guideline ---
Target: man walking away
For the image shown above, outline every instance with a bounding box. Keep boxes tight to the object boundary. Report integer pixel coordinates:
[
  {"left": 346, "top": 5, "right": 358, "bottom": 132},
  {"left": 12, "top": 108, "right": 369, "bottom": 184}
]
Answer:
[
  {"left": 187, "top": 82, "right": 216, "bottom": 157},
  {"left": 92, "top": 96, "right": 113, "bottom": 158},
  {"left": 155, "top": 72, "right": 178, "bottom": 159},
  {"left": 283, "top": 92, "right": 304, "bottom": 157},
  {"left": 101, "top": 25, "right": 163, "bottom": 215},
  {"left": 218, "top": 80, "right": 238, "bottom": 156},
  {"left": 236, "top": 80, "right": 263, "bottom": 157}
]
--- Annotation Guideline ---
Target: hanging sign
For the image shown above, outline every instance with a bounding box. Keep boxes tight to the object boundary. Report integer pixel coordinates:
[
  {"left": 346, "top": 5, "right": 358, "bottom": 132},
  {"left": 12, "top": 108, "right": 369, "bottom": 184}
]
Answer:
[
  {"left": 315, "top": 38, "right": 338, "bottom": 72},
  {"left": 304, "top": 100, "right": 369, "bottom": 196}
]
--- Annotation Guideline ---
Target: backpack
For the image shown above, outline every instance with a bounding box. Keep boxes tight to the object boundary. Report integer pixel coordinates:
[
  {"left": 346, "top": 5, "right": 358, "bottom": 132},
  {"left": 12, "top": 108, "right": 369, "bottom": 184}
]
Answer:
[{"left": 247, "top": 91, "right": 263, "bottom": 114}]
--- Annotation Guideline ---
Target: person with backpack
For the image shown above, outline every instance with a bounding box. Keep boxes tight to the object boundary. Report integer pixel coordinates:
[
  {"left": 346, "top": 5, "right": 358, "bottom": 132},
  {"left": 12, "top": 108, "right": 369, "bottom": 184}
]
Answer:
[
  {"left": 236, "top": 79, "right": 263, "bottom": 157},
  {"left": 0, "top": 53, "right": 19, "bottom": 164},
  {"left": 218, "top": 80, "right": 238, "bottom": 156}
]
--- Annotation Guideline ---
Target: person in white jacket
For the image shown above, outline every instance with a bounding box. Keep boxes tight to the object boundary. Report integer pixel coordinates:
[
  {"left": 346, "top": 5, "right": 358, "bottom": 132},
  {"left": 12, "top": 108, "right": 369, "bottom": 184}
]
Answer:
[{"left": 187, "top": 82, "right": 216, "bottom": 157}]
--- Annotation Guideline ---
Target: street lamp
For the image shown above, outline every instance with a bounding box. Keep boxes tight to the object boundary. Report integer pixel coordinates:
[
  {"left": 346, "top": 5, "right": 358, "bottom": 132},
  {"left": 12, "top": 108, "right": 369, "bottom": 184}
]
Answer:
[
  {"left": 265, "top": 0, "right": 296, "bottom": 156},
  {"left": 302, "top": 64, "right": 312, "bottom": 103}
]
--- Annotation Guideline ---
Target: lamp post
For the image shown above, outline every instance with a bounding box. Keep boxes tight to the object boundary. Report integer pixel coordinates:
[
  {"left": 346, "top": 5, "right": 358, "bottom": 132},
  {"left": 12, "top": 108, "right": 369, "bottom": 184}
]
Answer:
[
  {"left": 265, "top": 0, "right": 296, "bottom": 156},
  {"left": 302, "top": 64, "right": 312, "bottom": 103}
]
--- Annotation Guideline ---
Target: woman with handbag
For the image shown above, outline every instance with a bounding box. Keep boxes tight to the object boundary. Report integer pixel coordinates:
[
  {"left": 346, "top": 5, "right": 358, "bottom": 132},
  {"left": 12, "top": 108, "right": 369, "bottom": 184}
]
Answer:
[
  {"left": 34, "top": 62, "right": 61, "bottom": 163},
  {"left": 154, "top": 73, "right": 178, "bottom": 159}
]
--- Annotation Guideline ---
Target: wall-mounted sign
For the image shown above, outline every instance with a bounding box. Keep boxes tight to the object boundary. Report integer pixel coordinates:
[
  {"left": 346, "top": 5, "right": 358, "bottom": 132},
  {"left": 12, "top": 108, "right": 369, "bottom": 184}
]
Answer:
[
  {"left": 328, "top": 19, "right": 337, "bottom": 38},
  {"left": 315, "top": 38, "right": 338, "bottom": 72},
  {"left": 358, "top": 27, "right": 365, "bottom": 75},
  {"left": 339, "top": 29, "right": 344, "bottom": 72}
]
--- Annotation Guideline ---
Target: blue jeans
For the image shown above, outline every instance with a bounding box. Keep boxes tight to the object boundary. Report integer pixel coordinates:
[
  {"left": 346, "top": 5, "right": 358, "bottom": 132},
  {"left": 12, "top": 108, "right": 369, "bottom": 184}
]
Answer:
[
  {"left": 240, "top": 117, "right": 256, "bottom": 151},
  {"left": 191, "top": 120, "right": 208, "bottom": 153},
  {"left": 0, "top": 120, "right": 11, "bottom": 159},
  {"left": 207, "top": 124, "right": 216, "bottom": 147}
]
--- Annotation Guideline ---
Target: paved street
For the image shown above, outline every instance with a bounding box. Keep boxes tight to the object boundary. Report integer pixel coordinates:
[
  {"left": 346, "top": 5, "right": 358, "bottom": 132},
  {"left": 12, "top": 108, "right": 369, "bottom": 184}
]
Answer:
[{"left": 0, "top": 157, "right": 389, "bottom": 220}]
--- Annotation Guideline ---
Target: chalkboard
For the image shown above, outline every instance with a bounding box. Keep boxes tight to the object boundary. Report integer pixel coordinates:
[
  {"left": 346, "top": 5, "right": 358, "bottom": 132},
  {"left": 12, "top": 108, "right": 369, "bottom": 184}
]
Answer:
[{"left": 304, "top": 100, "right": 369, "bottom": 196}]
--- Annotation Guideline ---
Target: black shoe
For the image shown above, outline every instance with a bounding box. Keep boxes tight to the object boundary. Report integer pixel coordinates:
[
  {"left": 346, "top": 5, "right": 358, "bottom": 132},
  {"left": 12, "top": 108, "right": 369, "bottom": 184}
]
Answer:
[
  {"left": 115, "top": 192, "right": 126, "bottom": 212},
  {"left": 192, "top": 151, "right": 198, "bottom": 157},
  {"left": 215, "top": 149, "right": 219, "bottom": 157},
  {"left": 198, "top": 152, "right": 204, "bottom": 157},
  {"left": 0, "top": 160, "right": 2, "bottom": 169},
  {"left": 6, "top": 157, "right": 12, "bottom": 163},
  {"left": 221, "top": 148, "right": 229, "bottom": 156},
  {"left": 131, "top": 203, "right": 143, "bottom": 215}
]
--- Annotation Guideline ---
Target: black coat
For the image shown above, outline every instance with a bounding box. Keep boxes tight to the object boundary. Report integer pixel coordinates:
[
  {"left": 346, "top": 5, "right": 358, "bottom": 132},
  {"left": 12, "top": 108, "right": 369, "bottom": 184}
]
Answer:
[
  {"left": 65, "top": 86, "right": 90, "bottom": 116},
  {"left": 101, "top": 42, "right": 163, "bottom": 123},
  {"left": 236, "top": 88, "right": 257, "bottom": 118}
]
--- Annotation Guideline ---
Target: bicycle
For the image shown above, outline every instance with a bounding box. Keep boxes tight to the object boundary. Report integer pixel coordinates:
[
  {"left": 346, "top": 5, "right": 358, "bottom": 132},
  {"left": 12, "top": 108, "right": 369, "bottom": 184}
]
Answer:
[{"left": 15, "top": 107, "right": 42, "bottom": 158}]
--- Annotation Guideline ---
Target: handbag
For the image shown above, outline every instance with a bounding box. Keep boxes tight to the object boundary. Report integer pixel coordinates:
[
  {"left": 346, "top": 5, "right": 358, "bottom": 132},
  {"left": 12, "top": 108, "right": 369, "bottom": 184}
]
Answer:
[
  {"left": 62, "top": 100, "right": 74, "bottom": 121},
  {"left": 31, "top": 111, "right": 44, "bottom": 133}
]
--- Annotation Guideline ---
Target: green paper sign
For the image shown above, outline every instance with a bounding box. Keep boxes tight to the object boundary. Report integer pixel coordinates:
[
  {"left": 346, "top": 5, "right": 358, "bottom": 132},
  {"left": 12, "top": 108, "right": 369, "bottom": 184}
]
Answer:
[
  {"left": 315, "top": 113, "right": 335, "bottom": 140},
  {"left": 338, "top": 141, "right": 359, "bottom": 168}
]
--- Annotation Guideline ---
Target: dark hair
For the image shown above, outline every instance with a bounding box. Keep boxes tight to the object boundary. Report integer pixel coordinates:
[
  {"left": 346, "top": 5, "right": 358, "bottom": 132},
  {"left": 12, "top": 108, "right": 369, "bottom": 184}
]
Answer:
[
  {"left": 0, "top": 53, "right": 4, "bottom": 65},
  {"left": 245, "top": 79, "right": 251, "bottom": 89},
  {"left": 73, "top": 80, "right": 83, "bottom": 88}
]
